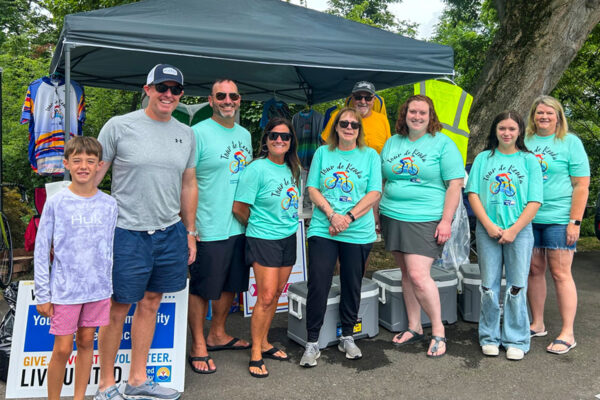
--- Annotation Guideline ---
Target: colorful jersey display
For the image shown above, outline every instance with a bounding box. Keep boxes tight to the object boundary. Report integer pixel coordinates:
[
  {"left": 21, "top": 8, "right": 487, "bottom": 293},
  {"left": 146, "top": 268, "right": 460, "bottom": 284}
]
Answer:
[
  {"left": 235, "top": 158, "right": 299, "bottom": 240},
  {"left": 380, "top": 133, "right": 464, "bottom": 222},
  {"left": 307, "top": 145, "right": 382, "bottom": 244},
  {"left": 193, "top": 118, "right": 253, "bottom": 241},
  {"left": 525, "top": 133, "right": 590, "bottom": 224},
  {"left": 466, "top": 150, "right": 543, "bottom": 230},
  {"left": 20, "top": 77, "right": 85, "bottom": 175}
]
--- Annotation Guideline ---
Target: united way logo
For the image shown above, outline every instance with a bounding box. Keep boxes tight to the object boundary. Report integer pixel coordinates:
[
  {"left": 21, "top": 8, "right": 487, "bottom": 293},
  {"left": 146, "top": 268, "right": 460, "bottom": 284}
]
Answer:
[{"left": 154, "top": 366, "right": 172, "bottom": 382}]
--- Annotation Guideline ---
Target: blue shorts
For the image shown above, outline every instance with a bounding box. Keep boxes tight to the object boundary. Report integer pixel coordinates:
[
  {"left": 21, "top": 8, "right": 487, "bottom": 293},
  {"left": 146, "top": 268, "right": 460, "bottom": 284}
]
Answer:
[
  {"left": 112, "top": 221, "right": 188, "bottom": 303},
  {"left": 532, "top": 223, "right": 576, "bottom": 251}
]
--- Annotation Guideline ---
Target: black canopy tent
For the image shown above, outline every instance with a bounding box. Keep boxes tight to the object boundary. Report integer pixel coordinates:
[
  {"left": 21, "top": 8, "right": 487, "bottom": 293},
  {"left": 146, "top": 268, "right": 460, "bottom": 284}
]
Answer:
[
  {"left": 50, "top": 0, "right": 453, "bottom": 103},
  {"left": 49, "top": 0, "right": 453, "bottom": 145}
]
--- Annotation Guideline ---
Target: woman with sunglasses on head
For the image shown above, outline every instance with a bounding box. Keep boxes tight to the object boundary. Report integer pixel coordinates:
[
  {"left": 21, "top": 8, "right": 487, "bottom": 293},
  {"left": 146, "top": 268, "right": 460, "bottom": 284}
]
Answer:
[
  {"left": 525, "top": 96, "right": 590, "bottom": 355},
  {"left": 466, "top": 111, "right": 542, "bottom": 361},
  {"left": 379, "top": 95, "right": 464, "bottom": 357},
  {"left": 233, "top": 117, "right": 300, "bottom": 378},
  {"left": 299, "top": 107, "right": 382, "bottom": 368}
]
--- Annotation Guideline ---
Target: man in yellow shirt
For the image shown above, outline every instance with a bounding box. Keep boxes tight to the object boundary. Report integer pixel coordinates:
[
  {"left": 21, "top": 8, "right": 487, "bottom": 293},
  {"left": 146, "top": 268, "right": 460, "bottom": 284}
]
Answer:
[{"left": 321, "top": 81, "right": 391, "bottom": 154}]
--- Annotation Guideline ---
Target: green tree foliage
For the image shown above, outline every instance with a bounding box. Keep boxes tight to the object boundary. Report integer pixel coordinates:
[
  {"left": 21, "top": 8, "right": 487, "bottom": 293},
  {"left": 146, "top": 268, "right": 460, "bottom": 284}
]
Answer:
[
  {"left": 327, "top": 0, "right": 417, "bottom": 36},
  {"left": 432, "top": 0, "right": 497, "bottom": 91}
]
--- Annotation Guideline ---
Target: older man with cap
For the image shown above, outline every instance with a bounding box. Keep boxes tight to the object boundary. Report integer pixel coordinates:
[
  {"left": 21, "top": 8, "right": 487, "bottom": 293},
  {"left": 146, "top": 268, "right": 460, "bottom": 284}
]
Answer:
[
  {"left": 321, "top": 81, "right": 391, "bottom": 154},
  {"left": 93, "top": 64, "right": 197, "bottom": 400}
]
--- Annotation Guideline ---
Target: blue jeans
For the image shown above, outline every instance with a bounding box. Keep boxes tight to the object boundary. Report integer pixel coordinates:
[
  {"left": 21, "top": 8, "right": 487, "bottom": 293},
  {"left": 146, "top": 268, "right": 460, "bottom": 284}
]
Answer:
[{"left": 475, "top": 222, "right": 533, "bottom": 352}]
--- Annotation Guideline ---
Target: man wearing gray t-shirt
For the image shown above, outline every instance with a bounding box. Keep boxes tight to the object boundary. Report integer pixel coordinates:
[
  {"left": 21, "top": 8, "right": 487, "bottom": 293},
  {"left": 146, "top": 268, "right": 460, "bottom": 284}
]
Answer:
[{"left": 94, "top": 64, "right": 197, "bottom": 400}]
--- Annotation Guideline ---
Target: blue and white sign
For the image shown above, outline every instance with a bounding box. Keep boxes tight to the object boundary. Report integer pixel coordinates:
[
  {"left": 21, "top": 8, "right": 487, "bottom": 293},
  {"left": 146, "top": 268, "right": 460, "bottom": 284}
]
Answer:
[{"left": 5, "top": 281, "right": 188, "bottom": 398}]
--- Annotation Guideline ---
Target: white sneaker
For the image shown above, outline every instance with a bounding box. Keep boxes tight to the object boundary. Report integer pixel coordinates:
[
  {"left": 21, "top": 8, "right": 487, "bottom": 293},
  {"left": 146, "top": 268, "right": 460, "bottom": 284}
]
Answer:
[
  {"left": 338, "top": 335, "right": 362, "bottom": 360},
  {"left": 506, "top": 347, "right": 525, "bottom": 361},
  {"left": 481, "top": 344, "right": 499, "bottom": 357},
  {"left": 300, "top": 342, "right": 321, "bottom": 367}
]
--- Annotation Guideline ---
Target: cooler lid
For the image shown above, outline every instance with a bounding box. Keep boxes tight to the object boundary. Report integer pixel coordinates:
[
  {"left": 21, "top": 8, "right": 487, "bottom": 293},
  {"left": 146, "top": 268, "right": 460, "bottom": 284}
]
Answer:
[
  {"left": 371, "top": 268, "right": 402, "bottom": 286},
  {"left": 459, "top": 263, "right": 480, "bottom": 279},
  {"left": 288, "top": 280, "right": 340, "bottom": 300},
  {"left": 430, "top": 266, "right": 458, "bottom": 282}
]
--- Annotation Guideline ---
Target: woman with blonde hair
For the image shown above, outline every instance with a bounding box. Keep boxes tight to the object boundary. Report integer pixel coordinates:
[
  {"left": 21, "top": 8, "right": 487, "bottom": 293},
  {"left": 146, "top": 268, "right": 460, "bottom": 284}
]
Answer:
[{"left": 525, "top": 95, "right": 590, "bottom": 355}]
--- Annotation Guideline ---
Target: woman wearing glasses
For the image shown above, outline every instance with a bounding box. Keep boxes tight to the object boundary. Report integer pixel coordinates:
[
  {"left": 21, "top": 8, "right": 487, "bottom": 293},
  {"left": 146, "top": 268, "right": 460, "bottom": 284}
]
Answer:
[
  {"left": 379, "top": 95, "right": 464, "bottom": 357},
  {"left": 233, "top": 118, "right": 301, "bottom": 378},
  {"left": 300, "top": 107, "right": 382, "bottom": 367}
]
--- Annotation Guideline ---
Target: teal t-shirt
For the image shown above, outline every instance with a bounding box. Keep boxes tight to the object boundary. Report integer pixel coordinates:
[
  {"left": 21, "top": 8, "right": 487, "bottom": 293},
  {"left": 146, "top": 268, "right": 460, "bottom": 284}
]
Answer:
[
  {"left": 306, "top": 145, "right": 382, "bottom": 244},
  {"left": 466, "top": 150, "right": 543, "bottom": 229},
  {"left": 193, "top": 118, "right": 253, "bottom": 241},
  {"left": 379, "top": 133, "right": 465, "bottom": 222},
  {"left": 525, "top": 133, "right": 590, "bottom": 224},
  {"left": 234, "top": 158, "right": 299, "bottom": 240}
]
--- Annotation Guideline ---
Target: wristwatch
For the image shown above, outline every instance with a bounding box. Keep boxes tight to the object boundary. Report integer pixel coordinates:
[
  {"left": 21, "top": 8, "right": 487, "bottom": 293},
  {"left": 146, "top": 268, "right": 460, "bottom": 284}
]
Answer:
[
  {"left": 187, "top": 230, "right": 199, "bottom": 237},
  {"left": 346, "top": 211, "right": 356, "bottom": 222},
  {"left": 569, "top": 219, "right": 581, "bottom": 226}
]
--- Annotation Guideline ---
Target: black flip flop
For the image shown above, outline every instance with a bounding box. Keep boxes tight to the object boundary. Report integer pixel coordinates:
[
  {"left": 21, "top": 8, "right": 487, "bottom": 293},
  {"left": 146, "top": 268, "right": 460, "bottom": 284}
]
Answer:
[
  {"left": 392, "top": 329, "right": 425, "bottom": 347},
  {"left": 207, "top": 337, "right": 251, "bottom": 351},
  {"left": 426, "top": 336, "right": 447, "bottom": 358},
  {"left": 187, "top": 355, "right": 216, "bottom": 374},
  {"left": 249, "top": 359, "right": 269, "bottom": 378},
  {"left": 262, "top": 346, "right": 289, "bottom": 361}
]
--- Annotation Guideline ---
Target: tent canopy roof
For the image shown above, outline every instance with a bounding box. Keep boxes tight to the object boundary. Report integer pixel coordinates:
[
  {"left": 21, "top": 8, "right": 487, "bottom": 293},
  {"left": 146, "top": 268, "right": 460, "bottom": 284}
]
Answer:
[{"left": 50, "top": 0, "right": 453, "bottom": 104}]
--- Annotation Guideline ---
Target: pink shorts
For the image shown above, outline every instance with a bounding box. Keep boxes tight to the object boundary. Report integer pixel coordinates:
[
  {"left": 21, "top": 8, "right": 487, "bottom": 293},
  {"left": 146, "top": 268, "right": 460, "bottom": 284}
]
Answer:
[{"left": 49, "top": 298, "right": 111, "bottom": 336}]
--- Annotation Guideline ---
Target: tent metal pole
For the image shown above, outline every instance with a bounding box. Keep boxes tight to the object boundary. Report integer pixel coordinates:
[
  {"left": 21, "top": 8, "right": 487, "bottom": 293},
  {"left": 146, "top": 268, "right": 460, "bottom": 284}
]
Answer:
[{"left": 64, "top": 43, "right": 72, "bottom": 180}]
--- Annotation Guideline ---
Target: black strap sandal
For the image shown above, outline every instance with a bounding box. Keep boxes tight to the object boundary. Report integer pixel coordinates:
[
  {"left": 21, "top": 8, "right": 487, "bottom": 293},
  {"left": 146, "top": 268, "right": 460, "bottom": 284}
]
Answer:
[
  {"left": 426, "top": 336, "right": 447, "bottom": 358},
  {"left": 248, "top": 359, "right": 269, "bottom": 378}
]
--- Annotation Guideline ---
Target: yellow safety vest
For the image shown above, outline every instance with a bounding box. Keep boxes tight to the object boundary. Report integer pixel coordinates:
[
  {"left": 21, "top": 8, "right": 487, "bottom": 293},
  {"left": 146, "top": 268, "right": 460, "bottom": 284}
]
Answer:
[{"left": 414, "top": 80, "right": 472, "bottom": 166}]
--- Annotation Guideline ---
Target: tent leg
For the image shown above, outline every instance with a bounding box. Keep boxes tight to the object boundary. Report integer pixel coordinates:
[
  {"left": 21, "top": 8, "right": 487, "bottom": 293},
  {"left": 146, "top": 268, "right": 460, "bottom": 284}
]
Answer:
[{"left": 64, "top": 43, "right": 72, "bottom": 180}]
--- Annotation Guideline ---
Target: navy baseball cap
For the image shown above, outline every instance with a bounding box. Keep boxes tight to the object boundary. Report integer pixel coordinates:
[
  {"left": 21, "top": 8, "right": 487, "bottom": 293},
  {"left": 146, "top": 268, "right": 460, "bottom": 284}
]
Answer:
[{"left": 146, "top": 64, "right": 184, "bottom": 86}]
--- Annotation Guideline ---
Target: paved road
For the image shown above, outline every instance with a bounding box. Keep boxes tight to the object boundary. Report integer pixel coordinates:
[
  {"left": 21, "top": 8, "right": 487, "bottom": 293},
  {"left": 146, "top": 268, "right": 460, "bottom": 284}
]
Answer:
[{"left": 1, "top": 252, "right": 599, "bottom": 399}]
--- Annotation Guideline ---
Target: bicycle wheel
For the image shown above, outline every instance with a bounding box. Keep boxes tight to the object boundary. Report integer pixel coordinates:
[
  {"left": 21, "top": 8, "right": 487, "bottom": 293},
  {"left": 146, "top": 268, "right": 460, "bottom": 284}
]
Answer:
[{"left": 0, "top": 213, "right": 13, "bottom": 289}]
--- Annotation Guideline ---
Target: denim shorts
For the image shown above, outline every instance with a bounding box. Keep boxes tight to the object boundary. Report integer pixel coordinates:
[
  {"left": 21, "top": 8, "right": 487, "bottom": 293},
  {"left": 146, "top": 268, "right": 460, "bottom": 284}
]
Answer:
[
  {"left": 532, "top": 223, "right": 576, "bottom": 251},
  {"left": 112, "top": 221, "right": 188, "bottom": 303}
]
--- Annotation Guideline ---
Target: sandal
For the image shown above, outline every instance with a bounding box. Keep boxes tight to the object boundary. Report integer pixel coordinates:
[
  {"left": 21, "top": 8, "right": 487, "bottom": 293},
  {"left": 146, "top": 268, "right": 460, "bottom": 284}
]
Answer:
[
  {"left": 248, "top": 359, "right": 269, "bottom": 378},
  {"left": 262, "top": 346, "right": 289, "bottom": 361},
  {"left": 547, "top": 339, "right": 577, "bottom": 355},
  {"left": 187, "top": 355, "right": 216, "bottom": 374},
  {"left": 426, "top": 336, "right": 447, "bottom": 358},
  {"left": 392, "top": 329, "right": 424, "bottom": 347}
]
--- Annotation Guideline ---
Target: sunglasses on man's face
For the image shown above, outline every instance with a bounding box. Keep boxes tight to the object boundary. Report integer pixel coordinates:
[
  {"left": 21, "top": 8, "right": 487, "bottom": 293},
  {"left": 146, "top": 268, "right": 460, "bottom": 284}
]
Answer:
[
  {"left": 353, "top": 94, "right": 373, "bottom": 102},
  {"left": 154, "top": 83, "right": 184, "bottom": 95},
  {"left": 338, "top": 120, "right": 360, "bottom": 129},
  {"left": 214, "top": 92, "right": 241, "bottom": 101},
  {"left": 267, "top": 131, "right": 292, "bottom": 141}
]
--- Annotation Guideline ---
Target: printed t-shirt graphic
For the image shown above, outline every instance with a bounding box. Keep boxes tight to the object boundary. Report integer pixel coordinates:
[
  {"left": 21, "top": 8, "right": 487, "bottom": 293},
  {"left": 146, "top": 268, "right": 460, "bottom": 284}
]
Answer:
[
  {"left": 525, "top": 133, "right": 590, "bottom": 224},
  {"left": 20, "top": 77, "right": 85, "bottom": 175},
  {"left": 306, "top": 145, "right": 382, "bottom": 244},
  {"left": 379, "top": 133, "right": 464, "bottom": 222},
  {"left": 235, "top": 158, "right": 299, "bottom": 240},
  {"left": 465, "top": 150, "right": 543, "bottom": 229},
  {"left": 193, "top": 118, "right": 253, "bottom": 241}
]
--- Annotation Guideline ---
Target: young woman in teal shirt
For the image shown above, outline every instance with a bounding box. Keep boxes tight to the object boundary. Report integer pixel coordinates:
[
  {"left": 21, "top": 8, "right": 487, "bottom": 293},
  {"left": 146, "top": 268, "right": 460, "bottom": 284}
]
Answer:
[{"left": 466, "top": 111, "right": 542, "bottom": 360}]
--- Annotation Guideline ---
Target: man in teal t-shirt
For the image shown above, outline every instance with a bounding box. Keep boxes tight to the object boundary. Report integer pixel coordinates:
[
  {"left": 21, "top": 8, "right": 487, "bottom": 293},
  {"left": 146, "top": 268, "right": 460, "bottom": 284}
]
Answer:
[{"left": 188, "top": 79, "right": 252, "bottom": 373}]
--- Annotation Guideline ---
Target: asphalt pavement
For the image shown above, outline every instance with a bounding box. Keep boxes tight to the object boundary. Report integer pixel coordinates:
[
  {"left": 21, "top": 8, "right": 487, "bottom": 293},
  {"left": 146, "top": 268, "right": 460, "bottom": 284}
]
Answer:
[{"left": 1, "top": 252, "right": 599, "bottom": 400}]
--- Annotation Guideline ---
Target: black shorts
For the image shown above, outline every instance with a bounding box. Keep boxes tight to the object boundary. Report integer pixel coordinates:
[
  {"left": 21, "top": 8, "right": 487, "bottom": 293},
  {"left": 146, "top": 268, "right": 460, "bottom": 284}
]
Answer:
[
  {"left": 246, "top": 234, "right": 297, "bottom": 267},
  {"left": 189, "top": 234, "right": 249, "bottom": 300}
]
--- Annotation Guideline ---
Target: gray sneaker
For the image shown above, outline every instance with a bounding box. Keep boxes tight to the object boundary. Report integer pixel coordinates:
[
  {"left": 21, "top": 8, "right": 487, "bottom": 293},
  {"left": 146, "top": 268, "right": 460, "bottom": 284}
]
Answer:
[
  {"left": 123, "top": 378, "right": 180, "bottom": 400},
  {"left": 338, "top": 335, "right": 362, "bottom": 359},
  {"left": 94, "top": 385, "right": 125, "bottom": 400},
  {"left": 300, "top": 341, "right": 321, "bottom": 368}
]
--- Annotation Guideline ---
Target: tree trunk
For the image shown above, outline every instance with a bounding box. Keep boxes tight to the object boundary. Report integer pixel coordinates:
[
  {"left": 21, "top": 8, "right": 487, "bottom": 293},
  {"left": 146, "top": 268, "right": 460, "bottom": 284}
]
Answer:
[{"left": 467, "top": 0, "right": 600, "bottom": 160}]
